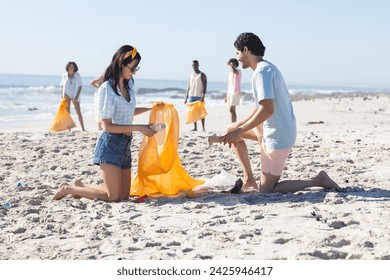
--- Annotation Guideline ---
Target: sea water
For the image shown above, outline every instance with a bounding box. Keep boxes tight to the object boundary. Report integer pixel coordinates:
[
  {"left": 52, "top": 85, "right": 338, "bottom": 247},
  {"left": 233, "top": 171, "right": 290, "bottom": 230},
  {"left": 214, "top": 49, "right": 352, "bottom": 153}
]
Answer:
[
  {"left": 0, "top": 74, "right": 389, "bottom": 129},
  {"left": 0, "top": 74, "right": 252, "bottom": 126}
]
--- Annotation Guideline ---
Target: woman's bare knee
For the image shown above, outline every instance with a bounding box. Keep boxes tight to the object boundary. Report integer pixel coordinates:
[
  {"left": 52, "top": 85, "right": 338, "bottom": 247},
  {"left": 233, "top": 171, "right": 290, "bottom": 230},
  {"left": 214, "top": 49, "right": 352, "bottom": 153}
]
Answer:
[{"left": 107, "top": 194, "right": 121, "bottom": 202}]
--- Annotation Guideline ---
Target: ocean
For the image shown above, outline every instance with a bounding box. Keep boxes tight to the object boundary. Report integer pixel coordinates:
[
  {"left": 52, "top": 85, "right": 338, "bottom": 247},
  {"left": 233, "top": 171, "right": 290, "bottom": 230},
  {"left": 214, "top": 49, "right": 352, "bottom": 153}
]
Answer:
[{"left": 1, "top": 73, "right": 389, "bottom": 127}]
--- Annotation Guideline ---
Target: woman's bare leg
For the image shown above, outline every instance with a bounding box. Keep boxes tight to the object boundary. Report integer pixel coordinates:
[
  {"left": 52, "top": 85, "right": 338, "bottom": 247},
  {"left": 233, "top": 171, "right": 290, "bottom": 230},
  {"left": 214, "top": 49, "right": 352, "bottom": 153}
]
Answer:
[
  {"left": 64, "top": 95, "right": 72, "bottom": 113},
  {"left": 53, "top": 164, "right": 123, "bottom": 201},
  {"left": 229, "top": 106, "right": 237, "bottom": 123},
  {"left": 73, "top": 101, "right": 85, "bottom": 131},
  {"left": 120, "top": 169, "right": 131, "bottom": 200}
]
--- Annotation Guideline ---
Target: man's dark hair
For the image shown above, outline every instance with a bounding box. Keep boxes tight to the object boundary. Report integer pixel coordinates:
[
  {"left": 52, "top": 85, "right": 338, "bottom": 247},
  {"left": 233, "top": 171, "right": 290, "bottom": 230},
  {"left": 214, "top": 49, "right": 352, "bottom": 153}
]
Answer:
[
  {"left": 192, "top": 60, "right": 199, "bottom": 64},
  {"left": 234, "top": 32, "right": 266, "bottom": 56},
  {"left": 228, "top": 58, "right": 239, "bottom": 68}
]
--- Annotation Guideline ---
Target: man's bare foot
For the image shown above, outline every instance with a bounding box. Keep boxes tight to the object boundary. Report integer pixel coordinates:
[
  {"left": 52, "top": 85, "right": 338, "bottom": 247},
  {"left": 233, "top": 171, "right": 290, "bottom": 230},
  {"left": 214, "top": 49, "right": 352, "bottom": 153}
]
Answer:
[
  {"left": 242, "top": 176, "right": 258, "bottom": 190},
  {"left": 317, "top": 171, "right": 342, "bottom": 191},
  {"left": 53, "top": 183, "right": 72, "bottom": 200},
  {"left": 242, "top": 186, "right": 259, "bottom": 192}
]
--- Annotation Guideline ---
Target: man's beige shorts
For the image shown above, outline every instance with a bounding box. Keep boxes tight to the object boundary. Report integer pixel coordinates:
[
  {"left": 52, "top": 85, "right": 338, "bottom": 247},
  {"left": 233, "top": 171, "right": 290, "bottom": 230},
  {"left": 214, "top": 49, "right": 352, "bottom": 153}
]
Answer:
[{"left": 253, "top": 124, "right": 292, "bottom": 176}]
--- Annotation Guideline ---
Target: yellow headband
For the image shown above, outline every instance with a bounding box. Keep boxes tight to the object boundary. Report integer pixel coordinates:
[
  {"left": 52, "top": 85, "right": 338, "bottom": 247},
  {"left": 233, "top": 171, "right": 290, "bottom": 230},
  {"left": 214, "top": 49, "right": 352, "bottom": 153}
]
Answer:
[{"left": 118, "top": 46, "right": 138, "bottom": 63}]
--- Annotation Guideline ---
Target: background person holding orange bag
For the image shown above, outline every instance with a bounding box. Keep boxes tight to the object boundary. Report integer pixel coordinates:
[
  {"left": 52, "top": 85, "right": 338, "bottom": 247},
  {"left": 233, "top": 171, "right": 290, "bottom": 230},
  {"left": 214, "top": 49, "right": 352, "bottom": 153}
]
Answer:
[
  {"left": 184, "top": 60, "right": 207, "bottom": 131},
  {"left": 53, "top": 45, "right": 158, "bottom": 202},
  {"left": 60, "top": 61, "right": 85, "bottom": 131},
  {"left": 225, "top": 58, "right": 242, "bottom": 123}
]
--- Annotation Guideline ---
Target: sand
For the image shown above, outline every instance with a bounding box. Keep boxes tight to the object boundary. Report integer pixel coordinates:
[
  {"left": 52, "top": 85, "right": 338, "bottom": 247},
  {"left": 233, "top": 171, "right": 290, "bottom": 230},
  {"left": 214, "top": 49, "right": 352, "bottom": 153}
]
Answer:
[{"left": 0, "top": 94, "right": 389, "bottom": 260}]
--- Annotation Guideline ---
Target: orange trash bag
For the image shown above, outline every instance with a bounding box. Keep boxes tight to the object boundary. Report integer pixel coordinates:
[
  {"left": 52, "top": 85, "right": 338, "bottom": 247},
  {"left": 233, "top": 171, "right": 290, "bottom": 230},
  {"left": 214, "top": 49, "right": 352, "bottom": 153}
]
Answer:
[
  {"left": 186, "top": 100, "right": 207, "bottom": 124},
  {"left": 131, "top": 103, "right": 204, "bottom": 197},
  {"left": 49, "top": 99, "right": 76, "bottom": 131}
]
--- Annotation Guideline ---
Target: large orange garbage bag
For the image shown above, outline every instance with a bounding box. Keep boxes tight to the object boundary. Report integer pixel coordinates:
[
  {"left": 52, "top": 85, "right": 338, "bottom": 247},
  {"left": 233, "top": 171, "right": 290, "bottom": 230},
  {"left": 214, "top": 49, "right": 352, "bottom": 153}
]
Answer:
[
  {"left": 131, "top": 103, "right": 204, "bottom": 197},
  {"left": 49, "top": 99, "right": 76, "bottom": 131},
  {"left": 186, "top": 100, "right": 207, "bottom": 124}
]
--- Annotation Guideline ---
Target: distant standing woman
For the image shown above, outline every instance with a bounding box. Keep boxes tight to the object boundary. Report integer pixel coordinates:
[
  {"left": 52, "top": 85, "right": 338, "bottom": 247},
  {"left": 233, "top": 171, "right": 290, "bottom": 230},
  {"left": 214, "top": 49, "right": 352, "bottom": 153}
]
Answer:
[
  {"left": 60, "top": 61, "right": 86, "bottom": 131},
  {"left": 225, "top": 58, "right": 241, "bottom": 122},
  {"left": 90, "top": 74, "right": 104, "bottom": 130}
]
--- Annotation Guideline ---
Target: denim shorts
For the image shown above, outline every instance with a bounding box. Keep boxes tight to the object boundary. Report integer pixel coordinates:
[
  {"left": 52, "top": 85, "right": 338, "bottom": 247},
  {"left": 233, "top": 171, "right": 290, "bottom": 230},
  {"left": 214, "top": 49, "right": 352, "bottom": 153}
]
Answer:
[{"left": 93, "top": 131, "right": 132, "bottom": 169}]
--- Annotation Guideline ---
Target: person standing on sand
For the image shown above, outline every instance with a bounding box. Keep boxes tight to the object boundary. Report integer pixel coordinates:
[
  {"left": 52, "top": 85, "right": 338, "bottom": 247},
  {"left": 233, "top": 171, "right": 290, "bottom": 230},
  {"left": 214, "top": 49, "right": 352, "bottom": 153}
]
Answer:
[
  {"left": 90, "top": 74, "right": 104, "bottom": 130},
  {"left": 184, "top": 60, "right": 207, "bottom": 131},
  {"left": 60, "top": 61, "right": 85, "bottom": 131},
  {"left": 225, "top": 58, "right": 242, "bottom": 123},
  {"left": 53, "top": 45, "right": 158, "bottom": 202},
  {"left": 209, "top": 32, "right": 341, "bottom": 194}
]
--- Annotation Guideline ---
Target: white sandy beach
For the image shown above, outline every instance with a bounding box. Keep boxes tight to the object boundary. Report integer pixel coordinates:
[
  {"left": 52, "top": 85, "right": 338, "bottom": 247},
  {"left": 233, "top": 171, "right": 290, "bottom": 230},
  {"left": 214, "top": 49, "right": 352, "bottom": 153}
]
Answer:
[{"left": 0, "top": 95, "right": 389, "bottom": 260}]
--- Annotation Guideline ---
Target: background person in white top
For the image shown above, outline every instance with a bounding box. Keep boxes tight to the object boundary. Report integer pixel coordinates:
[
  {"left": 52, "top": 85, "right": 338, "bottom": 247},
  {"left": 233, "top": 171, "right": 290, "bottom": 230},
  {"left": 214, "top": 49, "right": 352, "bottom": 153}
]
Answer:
[
  {"left": 184, "top": 60, "right": 207, "bottom": 131},
  {"left": 90, "top": 74, "right": 104, "bottom": 130},
  {"left": 60, "top": 61, "right": 85, "bottom": 131},
  {"left": 225, "top": 58, "right": 242, "bottom": 122},
  {"left": 215, "top": 32, "right": 341, "bottom": 194}
]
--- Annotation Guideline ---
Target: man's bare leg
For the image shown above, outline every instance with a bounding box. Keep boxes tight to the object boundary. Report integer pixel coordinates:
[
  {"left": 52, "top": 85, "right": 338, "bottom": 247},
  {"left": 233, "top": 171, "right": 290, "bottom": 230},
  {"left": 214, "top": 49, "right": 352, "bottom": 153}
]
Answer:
[
  {"left": 232, "top": 140, "right": 258, "bottom": 189},
  {"left": 260, "top": 170, "right": 341, "bottom": 194},
  {"left": 191, "top": 122, "right": 197, "bottom": 131}
]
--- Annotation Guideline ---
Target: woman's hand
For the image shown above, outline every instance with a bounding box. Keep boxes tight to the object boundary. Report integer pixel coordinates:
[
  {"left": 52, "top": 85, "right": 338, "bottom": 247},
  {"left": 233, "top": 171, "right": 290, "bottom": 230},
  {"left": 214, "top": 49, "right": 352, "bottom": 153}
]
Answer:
[
  {"left": 153, "top": 101, "right": 165, "bottom": 107},
  {"left": 139, "top": 125, "right": 158, "bottom": 137}
]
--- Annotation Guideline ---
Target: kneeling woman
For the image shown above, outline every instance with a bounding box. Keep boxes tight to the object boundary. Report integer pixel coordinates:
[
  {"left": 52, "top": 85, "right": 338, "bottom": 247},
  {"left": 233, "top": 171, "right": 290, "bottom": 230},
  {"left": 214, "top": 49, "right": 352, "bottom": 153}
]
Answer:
[{"left": 53, "top": 45, "right": 157, "bottom": 202}]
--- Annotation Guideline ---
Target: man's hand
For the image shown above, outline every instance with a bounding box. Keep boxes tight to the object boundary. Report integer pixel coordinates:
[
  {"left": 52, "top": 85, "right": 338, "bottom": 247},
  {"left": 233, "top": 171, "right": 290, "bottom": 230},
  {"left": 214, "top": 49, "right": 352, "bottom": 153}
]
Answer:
[{"left": 222, "top": 127, "right": 244, "bottom": 147}]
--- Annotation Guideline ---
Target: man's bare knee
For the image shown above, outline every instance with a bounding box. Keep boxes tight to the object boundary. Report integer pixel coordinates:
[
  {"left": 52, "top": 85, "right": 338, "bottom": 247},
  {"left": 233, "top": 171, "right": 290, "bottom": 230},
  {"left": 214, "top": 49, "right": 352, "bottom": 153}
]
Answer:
[
  {"left": 259, "top": 184, "right": 275, "bottom": 193},
  {"left": 260, "top": 172, "right": 280, "bottom": 193}
]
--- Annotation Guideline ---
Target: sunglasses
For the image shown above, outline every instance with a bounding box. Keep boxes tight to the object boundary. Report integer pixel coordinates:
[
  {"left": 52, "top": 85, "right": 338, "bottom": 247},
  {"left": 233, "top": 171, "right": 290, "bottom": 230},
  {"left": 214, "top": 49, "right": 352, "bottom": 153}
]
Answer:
[{"left": 125, "top": 65, "right": 140, "bottom": 73}]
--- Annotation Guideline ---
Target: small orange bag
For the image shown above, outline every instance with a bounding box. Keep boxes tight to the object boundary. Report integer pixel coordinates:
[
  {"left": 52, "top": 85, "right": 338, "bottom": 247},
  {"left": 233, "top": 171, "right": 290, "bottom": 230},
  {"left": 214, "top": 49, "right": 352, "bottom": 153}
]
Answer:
[
  {"left": 186, "top": 100, "right": 207, "bottom": 124},
  {"left": 49, "top": 99, "right": 76, "bottom": 131},
  {"left": 131, "top": 103, "right": 204, "bottom": 197}
]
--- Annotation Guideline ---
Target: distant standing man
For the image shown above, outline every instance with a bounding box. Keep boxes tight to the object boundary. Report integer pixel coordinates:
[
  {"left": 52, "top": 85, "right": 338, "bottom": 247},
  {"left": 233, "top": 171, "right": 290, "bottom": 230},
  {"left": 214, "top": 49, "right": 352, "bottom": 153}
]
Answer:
[
  {"left": 225, "top": 58, "right": 242, "bottom": 122},
  {"left": 211, "top": 32, "right": 341, "bottom": 194},
  {"left": 184, "top": 60, "right": 207, "bottom": 131}
]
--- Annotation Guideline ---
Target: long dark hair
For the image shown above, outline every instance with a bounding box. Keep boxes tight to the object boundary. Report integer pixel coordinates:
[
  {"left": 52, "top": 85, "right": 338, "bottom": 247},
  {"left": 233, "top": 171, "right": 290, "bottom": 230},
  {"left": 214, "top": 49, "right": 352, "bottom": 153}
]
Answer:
[{"left": 103, "top": 45, "right": 141, "bottom": 96}]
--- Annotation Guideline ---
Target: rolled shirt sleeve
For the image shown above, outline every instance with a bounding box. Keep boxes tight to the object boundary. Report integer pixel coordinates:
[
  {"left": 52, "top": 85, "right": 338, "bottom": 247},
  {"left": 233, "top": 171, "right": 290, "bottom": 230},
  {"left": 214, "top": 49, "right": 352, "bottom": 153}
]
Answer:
[{"left": 98, "top": 83, "right": 115, "bottom": 120}]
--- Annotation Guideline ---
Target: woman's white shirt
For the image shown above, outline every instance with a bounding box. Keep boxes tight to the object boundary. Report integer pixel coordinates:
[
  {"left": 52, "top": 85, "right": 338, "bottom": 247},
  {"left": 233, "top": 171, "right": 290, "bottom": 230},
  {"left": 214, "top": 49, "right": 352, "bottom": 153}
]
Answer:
[{"left": 97, "top": 80, "right": 136, "bottom": 125}]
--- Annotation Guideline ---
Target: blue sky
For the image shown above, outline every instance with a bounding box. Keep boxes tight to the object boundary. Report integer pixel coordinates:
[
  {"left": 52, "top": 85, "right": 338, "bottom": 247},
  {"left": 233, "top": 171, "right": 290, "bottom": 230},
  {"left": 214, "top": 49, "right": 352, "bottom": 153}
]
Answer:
[{"left": 1, "top": 0, "right": 390, "bottom": 87}]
